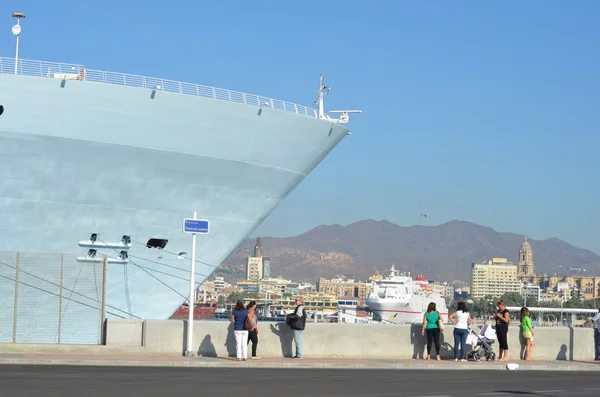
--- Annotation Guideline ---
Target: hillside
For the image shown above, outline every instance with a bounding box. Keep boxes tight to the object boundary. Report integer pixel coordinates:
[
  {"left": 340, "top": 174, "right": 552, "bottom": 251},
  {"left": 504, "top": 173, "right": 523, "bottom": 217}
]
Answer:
[{"left": 220, "top": 220, "right": 600, "bottom": 283}]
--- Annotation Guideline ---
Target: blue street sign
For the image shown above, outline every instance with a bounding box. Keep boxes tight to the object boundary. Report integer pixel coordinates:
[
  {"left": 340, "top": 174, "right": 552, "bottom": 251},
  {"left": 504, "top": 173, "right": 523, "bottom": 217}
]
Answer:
[{"left": 183, "top": 219, "right": 210, "bottom": 234}]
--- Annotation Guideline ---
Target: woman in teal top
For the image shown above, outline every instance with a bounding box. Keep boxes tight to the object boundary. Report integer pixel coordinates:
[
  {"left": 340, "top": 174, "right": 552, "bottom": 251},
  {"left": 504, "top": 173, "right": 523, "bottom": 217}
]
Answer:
[
  {"left": 520, "top": 307, "right": 535, "bottom": 360},
  {"left": 421, "top": 302, "right": 442, "bottom": 360}
]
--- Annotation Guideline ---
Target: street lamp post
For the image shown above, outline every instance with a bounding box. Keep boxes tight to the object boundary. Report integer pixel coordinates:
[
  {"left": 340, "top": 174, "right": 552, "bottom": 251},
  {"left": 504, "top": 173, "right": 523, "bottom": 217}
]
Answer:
[
  {"left": 560, "top": 299, "right": 564, "bottom": 325},
  {"left": 12, "top": 12, "right": 25, "bottom": 75}
]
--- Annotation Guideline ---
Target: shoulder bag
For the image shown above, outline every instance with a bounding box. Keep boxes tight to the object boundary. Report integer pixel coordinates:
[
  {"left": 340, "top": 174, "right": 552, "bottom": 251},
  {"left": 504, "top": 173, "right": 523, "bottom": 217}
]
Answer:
[{"left": 243, "top": 314, "right": 253, "bottom": 331}]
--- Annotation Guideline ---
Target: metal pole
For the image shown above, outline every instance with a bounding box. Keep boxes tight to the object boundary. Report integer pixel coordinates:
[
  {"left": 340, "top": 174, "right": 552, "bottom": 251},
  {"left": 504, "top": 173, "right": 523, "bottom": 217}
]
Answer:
[
  {"left": 12, "top": 13, "right": 24, "bottom": 75},
  {"left": 57, "top": 254, "right": 64, "bottom": 344},
  {"left": 12, "top": 252, "right": 20, "bottom": 343},
  {"left": 560, "top": 299, "right": 564, "bottom": 325},
  {"left": 14, "top": 35, "right": 19, "bottom": 74},
  {"left": 185, "top": 211, "right": 197, "bottom": 357},
  {"left": 100, "top": 255, "right": 108, "bottom": 344}
]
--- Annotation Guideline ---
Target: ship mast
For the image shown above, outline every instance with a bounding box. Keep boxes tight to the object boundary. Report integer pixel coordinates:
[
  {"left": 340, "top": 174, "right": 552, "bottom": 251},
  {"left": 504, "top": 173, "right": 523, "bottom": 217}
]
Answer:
[
  {"left": 315, "top": 74, "right": 330, "bottom": 120},
  {"left": 12, "top": 12, "right": 25, "bottom": 75},
  {"left": 315, "top": 73, "right": 362, "bottom": 124}
]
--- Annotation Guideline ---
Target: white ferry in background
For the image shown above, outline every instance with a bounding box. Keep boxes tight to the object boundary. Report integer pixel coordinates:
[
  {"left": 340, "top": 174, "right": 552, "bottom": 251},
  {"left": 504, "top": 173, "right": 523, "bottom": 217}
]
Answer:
[{"left": 366, "top": 266, "right": 448, "bottom": 324}]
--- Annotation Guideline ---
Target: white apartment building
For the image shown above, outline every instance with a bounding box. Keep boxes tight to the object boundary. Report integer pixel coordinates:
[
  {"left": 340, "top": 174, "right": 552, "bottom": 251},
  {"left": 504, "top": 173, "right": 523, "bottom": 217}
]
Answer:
[{"left": 470, "top": 258, "right": 522, "bottom": 299}]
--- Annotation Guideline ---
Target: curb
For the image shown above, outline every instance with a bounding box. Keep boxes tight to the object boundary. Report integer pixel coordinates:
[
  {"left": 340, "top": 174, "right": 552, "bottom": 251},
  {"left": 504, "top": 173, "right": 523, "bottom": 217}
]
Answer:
[{"left": 1, "top": 358, "right": 599, "bottom": 371}]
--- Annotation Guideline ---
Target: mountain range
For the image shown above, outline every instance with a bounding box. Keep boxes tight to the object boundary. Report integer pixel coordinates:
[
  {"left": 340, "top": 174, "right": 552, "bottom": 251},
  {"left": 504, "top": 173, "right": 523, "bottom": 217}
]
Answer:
[{"left": 220, "top": 220, "right": 600, "bottom": 284}]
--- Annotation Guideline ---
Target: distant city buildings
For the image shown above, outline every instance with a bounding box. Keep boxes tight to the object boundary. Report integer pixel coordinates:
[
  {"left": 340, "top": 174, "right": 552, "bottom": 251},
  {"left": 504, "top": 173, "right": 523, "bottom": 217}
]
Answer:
[
  {"left": 523, "top": 274, "right": 600, "bottom": 302},
  {"left": 316, "top": 277, "right": 372, "bottom": 304},
  {"left": 212, "top": 232, "right": 600, "bottom": 315},
  {"left": 425, "top": 280, "right": 455, "bottom": 300},
  {"left": 522, "top": 284, "right": 541, "bottom": 302},
  {"left": 245, "top": 237, "right": 271, "bottom": 281},
  {"left": 470, "top": 257, "right": 522, "bottom": 299},
  {"left": 199, "top": 276, "right": 230, "bottom": 294},
  {"left": 297, "top": 282, "right": 315, "bottom": 292},
  {"left": 426, "top": 281, "right": 448, "bottom": 297},
  {"left": 263, "top": 257, "right": 271, "bottom": 279},
  {"left": 470, "top": 237, "right": 600, "bottom": 302},
  {"left": 236, "top": 280, "right": 260, "bottom": 293},
  {"left": 260, "top": 277, "right": 293, "bottom": 294},
  {"left": 518, "top": 236, "right": 600, "bottom": 302},
  {"left": 444, "top": 284, "right": 455, "bottom": 300},
  {"left": 246, "top": 257, "right": 263, "bottom": 280}
]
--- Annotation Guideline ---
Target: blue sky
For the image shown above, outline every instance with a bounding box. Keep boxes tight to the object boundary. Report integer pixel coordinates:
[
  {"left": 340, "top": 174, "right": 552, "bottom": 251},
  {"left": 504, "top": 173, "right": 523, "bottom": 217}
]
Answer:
[{"left": 1, "top": 1, "right": 599, "bottom": 254}]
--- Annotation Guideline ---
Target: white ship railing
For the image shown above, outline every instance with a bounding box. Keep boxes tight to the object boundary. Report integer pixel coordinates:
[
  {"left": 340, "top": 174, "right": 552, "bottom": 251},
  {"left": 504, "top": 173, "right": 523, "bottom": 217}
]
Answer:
[{"left": 0, "top": 57, "right": 318, "bottom": 118}]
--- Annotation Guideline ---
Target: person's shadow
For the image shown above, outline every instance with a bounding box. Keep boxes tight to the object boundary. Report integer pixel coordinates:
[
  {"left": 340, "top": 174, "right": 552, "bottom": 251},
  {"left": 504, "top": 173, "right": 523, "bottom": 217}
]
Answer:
[
  {"left": 556, "top": 344, "right": 568, "bottom": 361},
  {"left": 411, "top": 324, "right": 426, "bottom": 359},
  {"left": 198, "top": 335, "right": 217, "bottom": 357},
  {"left": 439, "top": 331, "right": 454, "bottom": 359},
  {"left": 224, "top": 322, "right": 236, "bottom": 358},
  {"left": 270, "top": 323, "right": 294, "bottom": 358},
  {"left": 519, "top": 333, "right": 526, "bottom": 359}
]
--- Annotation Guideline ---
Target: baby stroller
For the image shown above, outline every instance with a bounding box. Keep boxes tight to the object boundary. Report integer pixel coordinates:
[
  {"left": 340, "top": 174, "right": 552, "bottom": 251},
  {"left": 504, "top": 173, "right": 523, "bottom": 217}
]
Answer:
[{"left": 465, "top": 324, "right": 497, "bottom": 362}]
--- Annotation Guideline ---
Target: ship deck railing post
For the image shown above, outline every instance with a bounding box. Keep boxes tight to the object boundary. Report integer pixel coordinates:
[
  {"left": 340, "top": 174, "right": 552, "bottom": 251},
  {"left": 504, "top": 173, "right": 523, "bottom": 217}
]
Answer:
[
  {"left": 12, "top": 252, "right": 20, "bottom": 343},
  {"left": 100, "top": 255, "right": 108, "bottom": 345}
]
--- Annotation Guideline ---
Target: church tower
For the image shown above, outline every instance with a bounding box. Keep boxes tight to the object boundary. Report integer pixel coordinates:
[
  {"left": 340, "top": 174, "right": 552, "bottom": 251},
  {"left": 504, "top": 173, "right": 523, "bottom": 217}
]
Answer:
[
  {"left": 517, "top": 237, "right": 534, "bottom": 278},
  {"left": 253, "top": 237, "right": 263, "bottom": 258}
]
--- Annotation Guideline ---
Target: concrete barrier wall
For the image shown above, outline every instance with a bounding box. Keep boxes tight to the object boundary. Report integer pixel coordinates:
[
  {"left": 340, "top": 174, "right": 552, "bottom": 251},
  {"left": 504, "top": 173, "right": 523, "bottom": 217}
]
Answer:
[{"left": 106, "top": 319, "right": 596, "bottom": 361}]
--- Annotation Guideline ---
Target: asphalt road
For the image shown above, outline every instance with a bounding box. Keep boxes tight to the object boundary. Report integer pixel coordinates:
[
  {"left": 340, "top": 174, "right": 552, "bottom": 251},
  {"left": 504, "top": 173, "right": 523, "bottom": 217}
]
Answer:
[{"left": 0, "top": 365, "right": 599, "bottom": 397}]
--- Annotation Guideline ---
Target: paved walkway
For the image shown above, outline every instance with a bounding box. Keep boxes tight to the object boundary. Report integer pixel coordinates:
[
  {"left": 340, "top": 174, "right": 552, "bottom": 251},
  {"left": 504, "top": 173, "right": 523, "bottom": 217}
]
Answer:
[{"left": 0, "top": 353, "right": 599, "bottom": 371}]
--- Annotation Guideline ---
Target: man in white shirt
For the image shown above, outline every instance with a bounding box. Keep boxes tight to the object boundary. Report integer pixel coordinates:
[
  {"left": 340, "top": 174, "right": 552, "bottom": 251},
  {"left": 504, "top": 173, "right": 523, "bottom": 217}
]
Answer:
[{"left": 583, "top": 309, "right": 600, "bottom": 361}]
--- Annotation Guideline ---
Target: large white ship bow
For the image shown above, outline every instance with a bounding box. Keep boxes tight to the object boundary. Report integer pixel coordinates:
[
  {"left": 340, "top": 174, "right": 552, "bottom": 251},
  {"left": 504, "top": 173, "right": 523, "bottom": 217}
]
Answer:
[{"left": 0, "top": 57, "right": 359, "bottom": 343}]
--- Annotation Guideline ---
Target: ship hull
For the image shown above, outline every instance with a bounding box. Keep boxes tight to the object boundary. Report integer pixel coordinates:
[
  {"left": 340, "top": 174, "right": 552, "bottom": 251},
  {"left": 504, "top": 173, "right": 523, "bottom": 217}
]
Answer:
[
  {"left": 0, "top": 72, "right": 350, "bottom": 343},
  {"left": 169, "top": 305, "right": 217, "bottom": 320},
  {"left": 366, "top": 296, "right": 448, "bottom": 324}
]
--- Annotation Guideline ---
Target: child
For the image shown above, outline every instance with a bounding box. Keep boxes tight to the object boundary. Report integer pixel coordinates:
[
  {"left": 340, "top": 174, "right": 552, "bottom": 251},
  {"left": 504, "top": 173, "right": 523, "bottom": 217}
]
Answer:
[{"left": 520, "top": 307, "right": 535, "bottom": 360}]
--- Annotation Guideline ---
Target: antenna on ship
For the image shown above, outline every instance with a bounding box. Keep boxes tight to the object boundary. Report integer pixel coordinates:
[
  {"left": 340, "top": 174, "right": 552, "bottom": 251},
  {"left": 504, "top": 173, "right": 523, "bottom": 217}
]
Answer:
[
  {"left": 11, "top": 12, "right": 25, "bottom": 75},
  {"left": 314, "top": 73, "right": 362, "bottom": 124},
  {"left": 315, "top": 74, "right": 330, "bottom": 120}
]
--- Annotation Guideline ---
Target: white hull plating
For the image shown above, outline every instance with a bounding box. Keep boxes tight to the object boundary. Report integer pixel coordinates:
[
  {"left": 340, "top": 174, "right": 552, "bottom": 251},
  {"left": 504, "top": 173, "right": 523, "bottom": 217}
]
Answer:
[{"left": 0, "top": 70, "right": 351, "bottom": 343}]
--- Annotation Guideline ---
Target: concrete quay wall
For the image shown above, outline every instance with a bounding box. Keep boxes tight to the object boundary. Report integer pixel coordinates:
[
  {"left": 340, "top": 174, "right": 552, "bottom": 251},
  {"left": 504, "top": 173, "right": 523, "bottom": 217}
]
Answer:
[{"left": 106, "top": 319, "right": 596, "bottom": 361}]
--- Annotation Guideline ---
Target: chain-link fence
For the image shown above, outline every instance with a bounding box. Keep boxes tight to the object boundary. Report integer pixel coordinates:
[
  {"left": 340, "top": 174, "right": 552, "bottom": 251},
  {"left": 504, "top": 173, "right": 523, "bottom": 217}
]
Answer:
[{"left": 0, "top": 252, "right": 106, "bottom": 345}]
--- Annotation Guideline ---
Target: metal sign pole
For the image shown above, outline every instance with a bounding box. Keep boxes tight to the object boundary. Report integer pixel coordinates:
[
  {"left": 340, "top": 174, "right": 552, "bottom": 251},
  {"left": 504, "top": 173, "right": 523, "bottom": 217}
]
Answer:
[
  {"left": 181, "top": 213, "right": 209, "bottom": 357},
  {"left": 185, "top": 211, "right": 197, "bottom": 357},
  {"left": 101, "top": 255, "right": 108, "bottom": 345}
]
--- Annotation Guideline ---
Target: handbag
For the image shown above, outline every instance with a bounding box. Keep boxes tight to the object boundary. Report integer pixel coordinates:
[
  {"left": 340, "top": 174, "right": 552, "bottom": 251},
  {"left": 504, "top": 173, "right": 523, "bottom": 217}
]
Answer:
[
  {"left": 243, "top": 315, "right": 253, "bottom": 331},
  {"left": 437, "top": 312, "right": 445, "bottom": 332}
]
